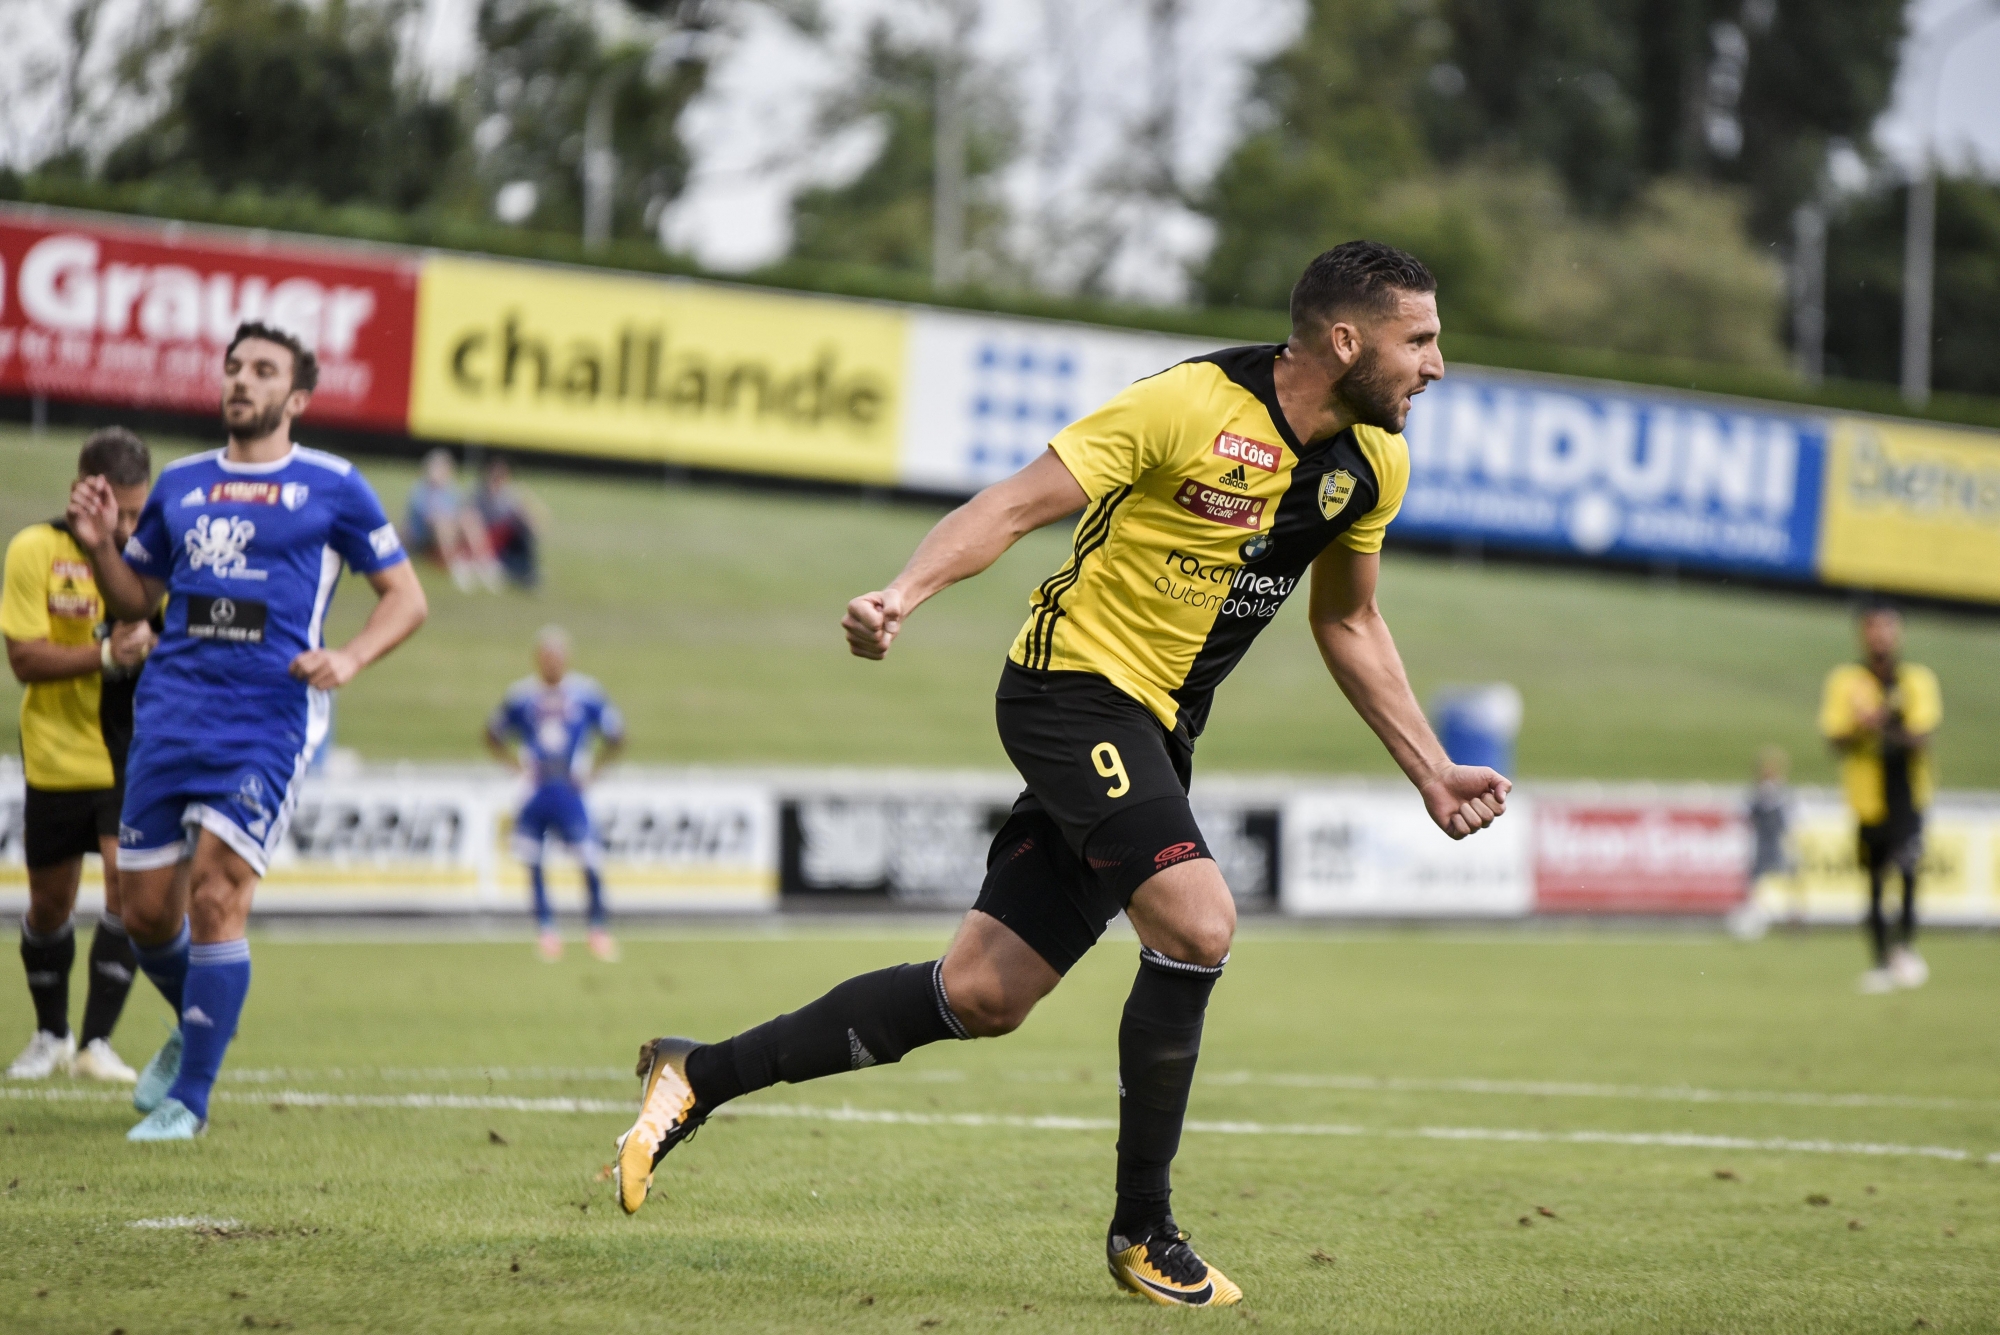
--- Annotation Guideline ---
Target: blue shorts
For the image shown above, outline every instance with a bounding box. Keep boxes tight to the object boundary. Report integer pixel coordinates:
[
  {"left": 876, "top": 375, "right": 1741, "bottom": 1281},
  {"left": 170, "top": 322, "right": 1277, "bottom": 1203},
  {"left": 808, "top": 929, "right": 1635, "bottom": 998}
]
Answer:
[
  {"left": 117, "top": 731, "right": 310, "bottom": 877},
  {"left": 514, "top": 783, "right": 598, "bottom": 866}
]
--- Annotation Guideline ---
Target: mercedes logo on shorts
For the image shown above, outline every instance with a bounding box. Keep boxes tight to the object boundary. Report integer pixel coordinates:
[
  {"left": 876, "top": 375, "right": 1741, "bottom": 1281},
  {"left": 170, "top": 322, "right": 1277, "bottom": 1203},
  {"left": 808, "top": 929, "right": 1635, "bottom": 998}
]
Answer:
[{"left": 211, "top": 597, "right": 237, "bottom": 625}]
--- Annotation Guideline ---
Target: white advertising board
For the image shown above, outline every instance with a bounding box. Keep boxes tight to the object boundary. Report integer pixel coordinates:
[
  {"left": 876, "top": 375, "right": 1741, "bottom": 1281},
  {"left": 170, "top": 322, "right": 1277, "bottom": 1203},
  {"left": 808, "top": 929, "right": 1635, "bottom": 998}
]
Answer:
[
  {"left": 1281, "top": 787, "right": 1535, "bottom": 917},
  {"left": 898, "top": 308, "right": 1223, "bottom": 494},
  {"left": 0, "top": 768, "right": 778, "bottom": 914}
]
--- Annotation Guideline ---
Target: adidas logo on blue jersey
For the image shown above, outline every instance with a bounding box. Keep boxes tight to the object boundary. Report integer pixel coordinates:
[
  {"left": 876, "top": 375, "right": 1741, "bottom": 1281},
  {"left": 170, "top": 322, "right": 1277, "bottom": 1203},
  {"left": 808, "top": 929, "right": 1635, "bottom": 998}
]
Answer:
[{"left": 180, "top": 487, "right": 207, "bottom": 507}]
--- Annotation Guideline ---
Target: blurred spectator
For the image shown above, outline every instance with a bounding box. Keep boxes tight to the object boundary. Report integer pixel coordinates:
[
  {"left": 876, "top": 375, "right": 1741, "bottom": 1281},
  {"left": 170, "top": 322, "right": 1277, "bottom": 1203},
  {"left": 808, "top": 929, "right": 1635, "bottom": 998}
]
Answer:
[
  {"left": 1819, "top": 605, "right": 1942, "bottom": 994},
  {"left": 474, "top": 457, "right": 547, "bottom": 589},
  {"left": 403, "top": 449, "right": 500, "bottom": 592},
  {"left": 1734, "top": 745, "right": 1798, "bottom": 937}
]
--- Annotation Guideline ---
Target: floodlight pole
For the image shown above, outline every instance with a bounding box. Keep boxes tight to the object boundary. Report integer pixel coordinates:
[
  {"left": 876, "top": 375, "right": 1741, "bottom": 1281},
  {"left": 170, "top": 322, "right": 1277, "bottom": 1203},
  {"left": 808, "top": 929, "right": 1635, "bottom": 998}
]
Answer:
[
  {"left": 583, "top": 73, "right": 623, "bottom": 252},
  {"left": 1899, "top": 0, "right": 2000, "bottom": 407}
]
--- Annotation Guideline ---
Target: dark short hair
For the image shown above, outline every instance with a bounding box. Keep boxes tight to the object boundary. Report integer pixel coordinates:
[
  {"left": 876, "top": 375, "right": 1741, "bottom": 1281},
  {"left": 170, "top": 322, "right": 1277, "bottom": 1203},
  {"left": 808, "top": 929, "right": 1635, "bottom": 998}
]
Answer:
[
  {"left": 226, "top": 321, "right": 319, "bottom": 393},
  {"left": 1859, "top": 598, "right": 1902, "bottom": 621},
  {"left": 1290, "top": 240, "right": 1437, "bottom": 334},
  {"left": 78, "top": 426, "right": 151, "bottom": 487}
]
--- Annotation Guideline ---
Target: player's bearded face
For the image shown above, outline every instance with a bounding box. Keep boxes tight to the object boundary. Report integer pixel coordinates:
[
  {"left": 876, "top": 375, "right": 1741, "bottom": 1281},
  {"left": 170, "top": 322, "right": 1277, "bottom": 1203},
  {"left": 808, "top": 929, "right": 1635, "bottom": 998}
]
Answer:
[
  {"left": 223, "top": 393, "right": 288, "bottom": 441},
  {"left": 1334, "top": 344, "right": 1411, "bottom": 433}
]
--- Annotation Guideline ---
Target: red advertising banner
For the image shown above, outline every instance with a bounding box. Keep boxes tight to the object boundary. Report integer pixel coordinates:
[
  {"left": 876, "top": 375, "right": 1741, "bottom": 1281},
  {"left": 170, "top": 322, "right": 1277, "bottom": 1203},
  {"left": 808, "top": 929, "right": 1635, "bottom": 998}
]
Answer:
[
  {"left": 0, "top": 211, "right": 416, "bottom": 431},
  {"left": 1534, "top": 801, "right": 1750, "bottom": 914}
]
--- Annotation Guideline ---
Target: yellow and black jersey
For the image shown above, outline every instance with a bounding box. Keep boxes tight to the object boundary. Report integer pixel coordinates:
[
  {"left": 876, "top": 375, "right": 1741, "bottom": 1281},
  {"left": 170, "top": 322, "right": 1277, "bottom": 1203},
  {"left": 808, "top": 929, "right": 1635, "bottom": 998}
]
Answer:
[
  {"left": 2, "top": 520, "right": 115, "bottom": 790},
  {"left": 1819, "top": 661, "right": 1943, "bottom": 825},
  {"left": 1008, "top": 344, "right": 1409, "bottom": 735}
]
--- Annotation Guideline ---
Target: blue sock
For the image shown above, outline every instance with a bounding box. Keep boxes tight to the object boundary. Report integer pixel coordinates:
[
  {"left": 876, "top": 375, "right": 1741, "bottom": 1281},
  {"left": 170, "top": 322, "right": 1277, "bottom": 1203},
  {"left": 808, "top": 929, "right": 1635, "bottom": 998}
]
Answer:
[
  {"left": 528, "top": 864, "right": 553, "bottom": 928},
  {"left": 584, "top": 867, "right": 606, "bottom": 928},
  {"left": 167, "top": 939, "right": 251, "bottom": 1123},
  {"left": 133, "top": 918, "right": 191, "bottom": 1016}
]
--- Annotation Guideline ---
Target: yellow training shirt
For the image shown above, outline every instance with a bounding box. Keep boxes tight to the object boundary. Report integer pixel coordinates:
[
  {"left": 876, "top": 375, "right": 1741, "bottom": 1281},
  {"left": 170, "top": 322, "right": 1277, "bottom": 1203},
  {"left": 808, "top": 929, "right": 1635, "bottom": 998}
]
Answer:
[
  {"left": 1818, "top": 661, "right": 1942, "bottom": 825},
  {"left": 1, "top": 521, "right": 114, "bottom": 790},
  {"left": 1008, "top": 344, "right": 1409, "bottom": 734}
]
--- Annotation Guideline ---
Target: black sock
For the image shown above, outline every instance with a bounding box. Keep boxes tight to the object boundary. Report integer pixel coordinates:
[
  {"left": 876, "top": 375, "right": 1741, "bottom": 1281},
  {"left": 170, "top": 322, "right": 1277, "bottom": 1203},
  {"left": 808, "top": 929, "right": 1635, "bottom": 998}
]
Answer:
[
  {"left": 1865, "top": 869, "right": 1889, "bottom": 965},
  {"left": 79, "top": 915, "right": 138, "bottom": 1047},
  {"left": 684, "top": 960, "right": 970, "bottom": 1109},
  {"left": 1899, "top": 871, "right": 1919, "bottom": 947},
  {"left": 20, "top": 916, "right": 76, "bottom": 1039},
  {"left": 1111, "top": 946, "right": 1224, "bottom": 1238}
]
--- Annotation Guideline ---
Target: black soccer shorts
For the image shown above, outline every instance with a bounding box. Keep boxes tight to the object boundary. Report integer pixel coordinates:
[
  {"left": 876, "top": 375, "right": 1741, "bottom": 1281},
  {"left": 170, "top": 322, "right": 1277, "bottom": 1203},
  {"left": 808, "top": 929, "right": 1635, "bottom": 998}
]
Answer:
[
  {"left": 1858, "top": 818, "right": 1924, "bottom": 876},
  {"left": 973, "top": 662, "right": 1212, "bottom": 974},
  {"left": 24, "top": 783, "right": 122, "bottom": 869}
]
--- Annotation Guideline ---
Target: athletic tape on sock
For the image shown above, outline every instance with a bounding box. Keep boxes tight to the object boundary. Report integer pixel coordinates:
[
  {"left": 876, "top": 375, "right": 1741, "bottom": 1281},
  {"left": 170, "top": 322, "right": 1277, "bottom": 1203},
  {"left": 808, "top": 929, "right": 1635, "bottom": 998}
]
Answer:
[
  {"left": 20, "top": 915, "right": 76, "bottom": 947},
  {"left": 931, "top": 960, "right": 973, "bottom": 1041},
  {"left": 1138, "top": 945, "right": 1227, "bottom": 977}
]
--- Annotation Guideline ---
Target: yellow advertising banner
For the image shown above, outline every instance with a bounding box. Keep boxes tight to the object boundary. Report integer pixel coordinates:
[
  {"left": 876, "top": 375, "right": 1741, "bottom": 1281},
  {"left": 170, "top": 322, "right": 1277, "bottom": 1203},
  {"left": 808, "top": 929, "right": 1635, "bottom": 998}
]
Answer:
[
  {"left": 409, "top": 255, "right": 909, "bottom": 482},
  {"left": 1817, "top": 416, "right": 2000, "bottom": 602}
]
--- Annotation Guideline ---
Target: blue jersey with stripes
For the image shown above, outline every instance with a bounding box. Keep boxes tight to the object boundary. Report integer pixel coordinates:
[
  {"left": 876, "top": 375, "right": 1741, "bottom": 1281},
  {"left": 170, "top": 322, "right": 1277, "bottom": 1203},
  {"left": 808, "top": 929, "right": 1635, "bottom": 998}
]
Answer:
[
  {"left": 488, "top": 675, "right": 625, "bottom": 787},
  {"left": 121, "top": 445, "right": 406, "bottom": 748}
]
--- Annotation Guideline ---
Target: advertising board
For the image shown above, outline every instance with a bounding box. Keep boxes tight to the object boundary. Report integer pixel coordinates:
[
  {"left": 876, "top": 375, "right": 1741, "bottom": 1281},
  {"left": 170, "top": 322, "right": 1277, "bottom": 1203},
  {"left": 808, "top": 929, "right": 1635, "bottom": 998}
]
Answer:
[
  {"left": 1280, "top": 788, "right": 1533, "bottom": 917},
  {"left": 1395, "top": 372, "right": 1826, "bottom": 579},
  {"left": 1815, "top": 416, "right": 2000, "bottom": 604},
  {"left": 1533, "top": 797, "right": 1750, "bottom": 914},
  {"left": 1750, "top": 793, "right": 1998, "bottom": 926},
  {"left": 0, "top": 214, "right": 417, "bottom": 430},
  {"left": 408, "top": 254, "right": 908, "bottom": 482},
  {"left": 897, "top": 308, "right": 1221, "bottom": 494},
  {"left": 0, "top": 769, "right": 776, "bottom": 913}
]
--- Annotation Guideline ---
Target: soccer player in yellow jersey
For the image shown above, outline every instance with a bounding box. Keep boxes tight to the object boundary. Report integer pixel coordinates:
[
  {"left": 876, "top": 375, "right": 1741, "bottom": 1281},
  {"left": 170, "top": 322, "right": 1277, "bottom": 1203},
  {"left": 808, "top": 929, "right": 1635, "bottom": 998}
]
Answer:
[
  {"left": 1820, "top": 604, "right": 1942, "bottom": 993},
  {"left": 611, "top": 242, "right": 1511, "bottom": 1305},
  {"left": 3, "top": 429, "right": 156, "bottom": 1081}
]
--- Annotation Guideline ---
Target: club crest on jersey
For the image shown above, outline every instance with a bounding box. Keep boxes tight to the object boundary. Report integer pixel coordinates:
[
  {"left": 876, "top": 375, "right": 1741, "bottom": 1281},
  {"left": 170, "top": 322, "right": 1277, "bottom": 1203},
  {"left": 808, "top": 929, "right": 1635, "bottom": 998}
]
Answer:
[{"left": 1318, "top": 469, "right": 1357, "bottom": 521}]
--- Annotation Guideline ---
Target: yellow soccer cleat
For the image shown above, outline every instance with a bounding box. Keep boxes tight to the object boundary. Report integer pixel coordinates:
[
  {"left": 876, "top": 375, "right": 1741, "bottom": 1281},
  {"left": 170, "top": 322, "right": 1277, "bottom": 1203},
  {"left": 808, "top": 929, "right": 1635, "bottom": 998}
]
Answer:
[
  {"left": 1107, "top": 1221, "right": 1243, "bottom": 1308},
  {"left": 613, "top": 1036, "right": 705, "bottom": 1216}
]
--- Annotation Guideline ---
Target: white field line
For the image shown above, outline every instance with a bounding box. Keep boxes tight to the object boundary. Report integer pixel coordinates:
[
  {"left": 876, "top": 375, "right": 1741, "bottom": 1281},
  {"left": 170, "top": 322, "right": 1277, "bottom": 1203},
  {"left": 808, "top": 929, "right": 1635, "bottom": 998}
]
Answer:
[
  {"left": 200, "top": 1065, "right": 1998, "bottom": 1114},
  {"left": 7, "top": 1084, "right": 1994, "bottom": 1164},
  {"left": 129, "top": 1216, "right": 241, "bottom": 1230}
]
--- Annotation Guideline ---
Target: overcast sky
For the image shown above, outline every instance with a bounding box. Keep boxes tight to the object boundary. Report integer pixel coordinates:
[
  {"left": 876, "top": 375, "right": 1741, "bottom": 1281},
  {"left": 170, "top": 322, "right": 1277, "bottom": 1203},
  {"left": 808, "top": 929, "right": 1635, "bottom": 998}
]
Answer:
[{"left": 5, "top": 0, "right": 1998, "bottom": 287}]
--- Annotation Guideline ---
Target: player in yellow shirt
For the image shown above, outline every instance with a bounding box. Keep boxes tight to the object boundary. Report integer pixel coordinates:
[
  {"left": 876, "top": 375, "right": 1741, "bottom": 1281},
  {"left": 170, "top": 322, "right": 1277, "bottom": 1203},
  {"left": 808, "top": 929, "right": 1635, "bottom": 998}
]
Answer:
[
  {"left": 1819, "top": 604, "right": 1942, "bottom": 993},
  {"left": 609, "top": 242, "right": 1511, "bottom": 1306},
  {"left": 3, "top": 429, "right": 157, "bottom": 1080}
]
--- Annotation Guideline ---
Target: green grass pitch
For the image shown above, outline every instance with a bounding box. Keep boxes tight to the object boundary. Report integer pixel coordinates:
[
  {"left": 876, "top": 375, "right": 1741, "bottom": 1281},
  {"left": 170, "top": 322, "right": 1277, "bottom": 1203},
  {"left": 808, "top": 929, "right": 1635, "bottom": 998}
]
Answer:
[
  {"left": 4, "top": 423, "right": 1999, "bottom": 785},
  {"left": 3, "top": 925, "right": 1996, "bottom": 1332}
]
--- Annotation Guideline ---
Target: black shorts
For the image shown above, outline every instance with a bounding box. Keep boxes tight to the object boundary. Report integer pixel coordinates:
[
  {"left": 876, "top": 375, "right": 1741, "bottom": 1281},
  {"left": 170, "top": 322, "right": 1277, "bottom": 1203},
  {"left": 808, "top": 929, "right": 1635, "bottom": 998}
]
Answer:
[
  {"left": 24, "top": 784, "right": 122, "bottom": 870},
  {"left": 1858, "top": 818, "right": 1923, "bottom": 876},
  {"left": 973, "top": 663, "right": 1211, "bottom": 974}
]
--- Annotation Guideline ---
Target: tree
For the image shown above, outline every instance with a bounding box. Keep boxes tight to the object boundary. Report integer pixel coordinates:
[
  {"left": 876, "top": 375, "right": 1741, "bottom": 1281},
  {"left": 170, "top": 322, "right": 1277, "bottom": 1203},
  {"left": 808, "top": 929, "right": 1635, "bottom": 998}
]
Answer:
[
  {"left": 104, "top": 0, "right": 460, "bottom": 211},
  {"left": 465, "top": 0, "right": 715, "bottom": 240},
  {"left": 1420, "top": 0, "right": 1906, "bottom": 236},
  {"left": 787, "top": 19, "right": 1016, "bottom": 282},
  {"left": 1823, "top": 177, "right": 2000, "bottom": 397}
]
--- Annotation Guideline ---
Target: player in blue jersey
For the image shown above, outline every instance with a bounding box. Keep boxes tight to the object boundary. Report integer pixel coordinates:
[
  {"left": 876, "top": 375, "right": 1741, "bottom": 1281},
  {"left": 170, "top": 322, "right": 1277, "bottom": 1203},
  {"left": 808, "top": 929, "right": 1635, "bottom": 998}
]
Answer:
[
  {"left": 485, "top": 626, "right": 626, "bottom": 962},
  {"left": 66, "top": 322, "right": 428, "bottom": 1141}
]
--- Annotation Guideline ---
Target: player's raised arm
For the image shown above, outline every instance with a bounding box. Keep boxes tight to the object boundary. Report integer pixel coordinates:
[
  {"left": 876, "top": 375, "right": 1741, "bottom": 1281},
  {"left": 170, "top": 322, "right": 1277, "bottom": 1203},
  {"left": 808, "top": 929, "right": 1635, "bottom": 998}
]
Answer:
[
  {"left": 1307, "top": 542, "right": 1509, "bottom": 839},
  {"left": 65, "top": 475, "right": 164, "bottom": 622},
  {"left": 842, "top": 448, "right": 1087, "bottom": 660}
]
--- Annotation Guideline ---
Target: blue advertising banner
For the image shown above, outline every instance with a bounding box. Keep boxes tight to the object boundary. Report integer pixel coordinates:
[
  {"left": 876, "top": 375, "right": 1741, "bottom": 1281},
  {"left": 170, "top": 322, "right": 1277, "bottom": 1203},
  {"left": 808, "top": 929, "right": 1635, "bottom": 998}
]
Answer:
[{"left": 1394, "top": 372, "right": 1827, "bottom": 579}]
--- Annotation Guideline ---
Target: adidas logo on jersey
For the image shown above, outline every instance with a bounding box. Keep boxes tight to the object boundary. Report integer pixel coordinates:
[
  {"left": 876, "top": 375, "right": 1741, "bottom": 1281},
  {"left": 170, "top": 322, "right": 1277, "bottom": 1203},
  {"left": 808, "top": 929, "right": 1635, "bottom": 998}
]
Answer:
[
  {"left": 1216, "top": 464, "right": 1249, "bottom": 491},
  {"left": 180, "top": 487, "right": 207, "bottom": 507}
]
